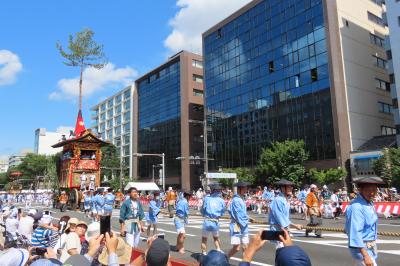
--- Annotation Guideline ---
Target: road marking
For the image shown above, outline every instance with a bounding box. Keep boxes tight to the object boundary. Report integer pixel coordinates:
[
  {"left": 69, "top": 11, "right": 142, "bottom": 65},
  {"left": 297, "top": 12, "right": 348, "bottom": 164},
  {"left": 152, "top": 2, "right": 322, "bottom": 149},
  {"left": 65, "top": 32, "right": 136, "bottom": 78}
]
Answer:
[
  {"left": 230, "top": 256, "right": 273, "bottom": 266},
  {"left": 158, "top": 228, "right": 196, "bottom": 237},
  {"left": 380, "top": 250, "right": 400, "bottom": 255}
]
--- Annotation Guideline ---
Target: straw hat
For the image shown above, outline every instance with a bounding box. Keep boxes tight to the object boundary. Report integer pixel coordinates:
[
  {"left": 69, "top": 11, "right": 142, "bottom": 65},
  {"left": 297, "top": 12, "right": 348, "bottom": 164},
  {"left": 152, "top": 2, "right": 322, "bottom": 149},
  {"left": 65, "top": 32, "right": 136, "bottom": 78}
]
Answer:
[
  {"left": 65, "top": 217, "right": 79, "bottom": 231},
  {"left": 98, "top": 237, "right": 132, "bottom": 265}
]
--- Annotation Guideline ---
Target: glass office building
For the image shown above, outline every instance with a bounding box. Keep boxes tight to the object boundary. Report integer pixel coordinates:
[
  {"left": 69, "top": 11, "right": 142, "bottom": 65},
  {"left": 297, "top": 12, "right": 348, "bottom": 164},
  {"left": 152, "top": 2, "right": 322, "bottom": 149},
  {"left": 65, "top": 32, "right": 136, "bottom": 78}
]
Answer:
[
  {"left": 133, "top": 51, "right": 205, "bottom": 190},
  {"left": 203, "top": 0, "right": 393, "bottom": 171},
  {"left": 137, "top": 60, "right": 182, "bottom": 180},
  {"left": 204, "top": 0, "right": 334, "bottom": 168}
]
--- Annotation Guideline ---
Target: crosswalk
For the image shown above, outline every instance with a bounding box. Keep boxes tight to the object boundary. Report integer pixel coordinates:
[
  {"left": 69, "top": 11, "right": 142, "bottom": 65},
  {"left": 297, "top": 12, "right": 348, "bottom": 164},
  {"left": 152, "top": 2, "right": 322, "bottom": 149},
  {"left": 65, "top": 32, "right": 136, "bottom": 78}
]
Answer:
[{"left": 86, "top": 209, "right": 400, "bottom": 257}]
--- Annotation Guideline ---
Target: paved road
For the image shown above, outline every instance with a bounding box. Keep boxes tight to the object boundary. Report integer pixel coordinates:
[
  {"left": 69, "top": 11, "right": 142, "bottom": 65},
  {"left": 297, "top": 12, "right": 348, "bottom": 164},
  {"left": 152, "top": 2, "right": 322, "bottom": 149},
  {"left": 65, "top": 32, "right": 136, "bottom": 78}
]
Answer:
[{"left": 40, "top": 205, "right": 400, "bottom": 266}]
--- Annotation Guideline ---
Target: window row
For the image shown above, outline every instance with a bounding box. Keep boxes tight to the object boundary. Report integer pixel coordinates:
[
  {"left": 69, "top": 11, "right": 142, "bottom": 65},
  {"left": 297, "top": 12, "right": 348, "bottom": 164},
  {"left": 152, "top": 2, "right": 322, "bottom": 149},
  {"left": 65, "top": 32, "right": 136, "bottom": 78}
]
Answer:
[
  {"left": 369, "top": 33, "right": 384, "bottom": 47},
  {"left": 381, "top": 126, "right": 396, "bottom": 136},
  {"left": 378, "top": 101, "right": 392, "bottom": 114},
  {"left": 373, "top": 55, "right": 387, "bottom": 69}
]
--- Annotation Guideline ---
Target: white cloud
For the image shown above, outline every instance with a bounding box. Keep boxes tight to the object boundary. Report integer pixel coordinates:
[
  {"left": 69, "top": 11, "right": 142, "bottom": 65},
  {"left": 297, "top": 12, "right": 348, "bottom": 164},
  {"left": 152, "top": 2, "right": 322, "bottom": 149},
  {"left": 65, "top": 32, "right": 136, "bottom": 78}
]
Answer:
[
  {"left": 0, "top": 50, "right": 23, "bottom": 86},
  {"left": 164, "top": 0, "right": 252, "bottom": 55},
  {"left": 50, "top": 63, "right": 137, "bottom": 100}
]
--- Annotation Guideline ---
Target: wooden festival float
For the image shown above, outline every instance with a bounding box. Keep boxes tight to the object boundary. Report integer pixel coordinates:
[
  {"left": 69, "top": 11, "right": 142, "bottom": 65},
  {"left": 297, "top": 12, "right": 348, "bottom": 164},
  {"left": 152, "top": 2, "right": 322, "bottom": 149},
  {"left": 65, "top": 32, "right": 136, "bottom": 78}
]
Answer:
[{"left": 52, "top": 111, "right": 109, "bottom": 209}]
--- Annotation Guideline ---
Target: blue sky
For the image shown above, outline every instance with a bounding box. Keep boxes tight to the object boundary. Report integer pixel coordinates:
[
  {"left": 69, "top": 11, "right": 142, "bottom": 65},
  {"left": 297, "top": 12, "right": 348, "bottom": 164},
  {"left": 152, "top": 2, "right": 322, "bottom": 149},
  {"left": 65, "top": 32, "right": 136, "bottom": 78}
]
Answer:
[{"left": 0, "top": 0, "right": 251, "bottom": 159}]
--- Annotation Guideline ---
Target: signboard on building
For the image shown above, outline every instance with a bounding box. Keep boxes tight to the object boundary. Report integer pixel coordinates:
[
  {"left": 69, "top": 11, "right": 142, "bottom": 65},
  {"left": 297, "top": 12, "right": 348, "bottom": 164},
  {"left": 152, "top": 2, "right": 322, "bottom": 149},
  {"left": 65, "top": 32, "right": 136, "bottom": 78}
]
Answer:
[{"left": 206, "top": 172, "right": 237, "bottom": 179}]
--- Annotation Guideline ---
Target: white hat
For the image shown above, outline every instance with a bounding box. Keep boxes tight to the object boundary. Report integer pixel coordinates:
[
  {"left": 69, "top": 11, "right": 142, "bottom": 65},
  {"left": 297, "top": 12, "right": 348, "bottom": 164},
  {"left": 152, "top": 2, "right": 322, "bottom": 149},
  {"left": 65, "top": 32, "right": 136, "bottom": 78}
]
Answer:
[
  {"left": 323, "top": 185, "right": 328, "bottom": 189},
  {"left": 168, "top": 187, "right": 172, "bottom": 191},
  {"left": 39, "top": 214, "right": 53, "bottom": 225},
  {"left": 28, "top": 209, "right": 37, "bottom": 216},
  {"left": 85, "top": 221, "right": 100, "bottom": 240},
  {"left": 0, "top": 248, "right": 29, "bottom": 266},
  {"left": 310, "top": 184, "right": 317, "bottom": 189}
]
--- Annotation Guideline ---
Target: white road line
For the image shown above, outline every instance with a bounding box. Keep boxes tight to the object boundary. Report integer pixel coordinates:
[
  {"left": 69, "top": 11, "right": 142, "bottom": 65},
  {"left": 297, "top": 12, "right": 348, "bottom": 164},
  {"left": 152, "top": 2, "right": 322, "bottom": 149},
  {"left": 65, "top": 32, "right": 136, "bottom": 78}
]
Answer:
[
  {"left": 380, "top": 250, "right": 400, "bottom": 255},
  {"left": 158, "top": 228, "right": 196, "bottom": 237},
  {"left": 230, "top": 256, "right": 273, "bottom": 266}
]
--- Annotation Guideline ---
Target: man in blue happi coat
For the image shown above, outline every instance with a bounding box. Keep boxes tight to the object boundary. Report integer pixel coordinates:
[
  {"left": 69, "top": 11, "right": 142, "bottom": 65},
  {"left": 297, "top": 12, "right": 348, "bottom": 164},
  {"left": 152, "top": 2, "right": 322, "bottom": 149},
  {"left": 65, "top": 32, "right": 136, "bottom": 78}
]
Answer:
[
  {"left": 146, "top": 191, "right": 161, "bottom": 237},
  {"left": 200, "top": 183, "right": 226, "bottom": 255},
  {"left": 228, "top": 181, "right": 250, "bottom": 258},
  {"left": 269, "top": 178, "right": 303, "bottom": 249},
  {"left": 93, "top": 189, "right": 105, "bottom": 221},
  {"left": 103, "top": 188, "right": 116, "bottom": 216},
  {"left": 174, "top": 190, "right": 190, "bottom": 254},
  {"left": 345, "top": 177, "right": 385, "bottom": 266}
]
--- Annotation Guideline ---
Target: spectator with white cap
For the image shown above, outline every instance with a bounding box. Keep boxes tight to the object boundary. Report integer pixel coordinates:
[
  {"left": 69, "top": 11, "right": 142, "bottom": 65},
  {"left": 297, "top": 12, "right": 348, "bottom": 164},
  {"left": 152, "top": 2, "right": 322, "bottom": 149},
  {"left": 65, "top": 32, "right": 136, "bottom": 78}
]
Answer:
[
  {"left": 31, "top": 212, "right": 58, "bottom": 249},
  {"left": 18, "top": 209, "right": 36, "bottom": 241}
]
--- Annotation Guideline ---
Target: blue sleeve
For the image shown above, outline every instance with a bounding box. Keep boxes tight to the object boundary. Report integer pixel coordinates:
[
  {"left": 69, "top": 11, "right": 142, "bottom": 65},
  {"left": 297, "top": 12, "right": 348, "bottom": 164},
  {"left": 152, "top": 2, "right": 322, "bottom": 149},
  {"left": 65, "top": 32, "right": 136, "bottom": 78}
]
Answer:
[
  {"left": 231, "top": 199, "right": 247, "bottom": 228},
  {"left": 345, "top": 206, "right": 365, "bottom": 248},
  {"left": 184, "top": 202, "right": 189, "bottom": 218},
  {"left": 120, "top": 201, "right": 127, "bottom": 221},
  {"left": 150, "top": 201, "right": 160, "bottom": 215},
  {"left": 271, "top": 200, "right": 290, "bottom": 228},
  {"left": 220, "top": 198, "right": 226, "bottom": 216}
]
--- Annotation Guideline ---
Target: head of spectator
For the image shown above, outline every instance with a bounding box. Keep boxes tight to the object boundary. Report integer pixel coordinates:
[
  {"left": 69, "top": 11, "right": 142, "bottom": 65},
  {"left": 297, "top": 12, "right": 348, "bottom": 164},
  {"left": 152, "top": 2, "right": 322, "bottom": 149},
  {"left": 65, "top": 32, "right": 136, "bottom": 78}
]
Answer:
[
  {"left": 275, "top": 245, "right": 312, "bottom": 266},
  {"left": 168, "top": 186, "right": 173, "bottom": 192},
  {"left": 145, "top": 238, "right": 171, "bottom": 266},
  {"left": 107, "top": 187, "right": 113, "bottom": 193},
  {"left": 0, "top": 248, "right": 29, "bottom": 266},
  {"left": 40, "top": 214, "right": 53, "bottom": 226},
  {"left": 210, "top": 183, "right": 223, "bottom": 195},
  {"left": 322, "top": 185, "right": 328, "bottom": 191},
  {"left": 64, "top": 254, "right": 91, "bottom": 266},
  {"left": 98, "top": 236, "right": 131, "bottom": 265},
  {"left": 65, "top": 217, "right": 79, "bottom": 234},
  {"left": 201, "top": 250, "right": 229, "bottom": 266},
  {"left": 128, "top": 187, "right": 139, "bottom": 200},
  {"left": 76, "top": 221, "right": 88, "bottom": 238}
]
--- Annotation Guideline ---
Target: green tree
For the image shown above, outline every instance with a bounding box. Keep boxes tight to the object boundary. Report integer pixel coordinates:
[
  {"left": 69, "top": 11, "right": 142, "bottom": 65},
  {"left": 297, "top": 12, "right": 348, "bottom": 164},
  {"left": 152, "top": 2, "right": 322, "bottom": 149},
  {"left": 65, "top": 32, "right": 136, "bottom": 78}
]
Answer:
[
  {"left": 100, "top": 145, "right": 124, "bottom": 190},
  {"left": 308, "top": 167, "right": 347, "bottom": 186},
  {"left": 373, "top": 147, "right": 400, "bottom": 187},
  {"left": 45, "top": 154, "right": 59, "bottom": 190},
  {"left": 57, "top": 28, "right": 107, "bottom": 110},
  {"left": 257, "top": 140, "right": 309, "bottom": 186},
  {"left": 18, "top": 153, "right": 48, "bottom": 180},
  {"left": 219, "top": 167, "right": 256, "bottom": 187}
]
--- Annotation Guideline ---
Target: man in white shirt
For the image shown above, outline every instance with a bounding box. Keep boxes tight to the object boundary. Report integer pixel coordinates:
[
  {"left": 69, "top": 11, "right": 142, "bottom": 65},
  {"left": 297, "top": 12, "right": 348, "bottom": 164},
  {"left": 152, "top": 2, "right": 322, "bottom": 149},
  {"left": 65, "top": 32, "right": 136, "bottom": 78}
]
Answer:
[
  {"left": 60, "top": 218, "right": 82, "bottom": 263},
  {"left": 89, "top": 175, "right": 96, "bottom": 191},
  {"left": 18, "top": 210, "right": 35, "bottom": 241},
  {"left": 80, "top": 172, "right": 87, "bottom": 191},
  {"left": 5, "top": 208, "right": 19, "bottom": 237},
  {"left": 196, "top": 188, "right": 203, "bottom": 211}
]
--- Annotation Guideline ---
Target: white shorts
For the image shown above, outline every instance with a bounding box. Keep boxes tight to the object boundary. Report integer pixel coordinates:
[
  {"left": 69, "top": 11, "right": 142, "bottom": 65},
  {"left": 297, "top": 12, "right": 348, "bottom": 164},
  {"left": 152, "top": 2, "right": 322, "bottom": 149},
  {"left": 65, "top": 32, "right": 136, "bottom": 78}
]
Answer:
[
  {"left": 126, "top": 232, "right": 141, "bottom": 248},
  {"left": 231, "top": 234, "right": 249, "bottom": 245},
  {"left": 202, "top": 228, "right": 219, "bottom": 238},
  {"left": 177, "top": 227, "right": 185, "bottom": 234}
]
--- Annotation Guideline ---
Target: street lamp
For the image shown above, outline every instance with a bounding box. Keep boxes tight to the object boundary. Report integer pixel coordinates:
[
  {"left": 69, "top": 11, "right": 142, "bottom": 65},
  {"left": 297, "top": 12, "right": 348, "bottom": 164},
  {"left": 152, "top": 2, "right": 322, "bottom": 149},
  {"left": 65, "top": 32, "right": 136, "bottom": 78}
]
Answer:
[{"left": 133, "top": 153, "right": 166, "bottom": 191}]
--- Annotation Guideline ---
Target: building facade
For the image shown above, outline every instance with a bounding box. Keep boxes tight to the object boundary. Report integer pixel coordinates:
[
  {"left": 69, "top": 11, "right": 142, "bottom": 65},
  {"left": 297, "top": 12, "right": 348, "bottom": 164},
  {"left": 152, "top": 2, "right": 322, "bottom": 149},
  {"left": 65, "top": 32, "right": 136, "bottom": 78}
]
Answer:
[
  {"left": 132, "top": 51, "right": 204, "bottom": 191},
  {"left": 385, "top": 0, "right": 400, "bottom": 144},
  {"left": 34, "top": 127, "right": 73, "bottom": 155},
  {"left": 0, "top": 160, "right": 8, "bottom": 173},
  {"left": 91, "top": 86, "right": 133, "bottom": 177},
  {"left": 203, "top": 0, "right": 394, "bottom": 171},
  {"left": 8, "top": 154, "right": 25, "bottom": 168}
]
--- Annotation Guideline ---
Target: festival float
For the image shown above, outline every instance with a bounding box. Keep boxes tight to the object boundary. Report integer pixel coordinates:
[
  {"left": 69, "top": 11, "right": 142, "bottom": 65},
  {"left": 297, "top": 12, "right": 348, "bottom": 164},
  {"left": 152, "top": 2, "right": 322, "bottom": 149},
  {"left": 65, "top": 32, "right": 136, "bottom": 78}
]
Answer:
[{"left": 52, "top": 110, "right": 109, "bottom": 209}]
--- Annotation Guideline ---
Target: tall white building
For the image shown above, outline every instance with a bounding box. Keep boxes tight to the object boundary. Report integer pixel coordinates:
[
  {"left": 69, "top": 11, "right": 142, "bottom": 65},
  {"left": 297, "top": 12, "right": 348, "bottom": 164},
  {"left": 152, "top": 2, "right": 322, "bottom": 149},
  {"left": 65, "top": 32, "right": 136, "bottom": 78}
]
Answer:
[
  {"left": 0, "top": 159, "right": 8, "bottom": 173},
  {"left": 91, "top": 86, "right": 133, "bottom": 177},
  {"left": 34, "top": 127, "right": 73, "bottom": 155},
  {"left": 385, "top": 0, "right": 400, "bottom": 144}
]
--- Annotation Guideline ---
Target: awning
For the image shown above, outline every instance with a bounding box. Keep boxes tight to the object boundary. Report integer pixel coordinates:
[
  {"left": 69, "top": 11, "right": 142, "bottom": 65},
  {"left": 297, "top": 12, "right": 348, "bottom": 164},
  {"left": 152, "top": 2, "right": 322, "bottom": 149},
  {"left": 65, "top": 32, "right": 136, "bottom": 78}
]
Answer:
[
  {"left": 353, "top": 154, "right": 381, "bottom": 160},
  {"left": 124, "top": 182, "right": 160, "bottom": 191}
]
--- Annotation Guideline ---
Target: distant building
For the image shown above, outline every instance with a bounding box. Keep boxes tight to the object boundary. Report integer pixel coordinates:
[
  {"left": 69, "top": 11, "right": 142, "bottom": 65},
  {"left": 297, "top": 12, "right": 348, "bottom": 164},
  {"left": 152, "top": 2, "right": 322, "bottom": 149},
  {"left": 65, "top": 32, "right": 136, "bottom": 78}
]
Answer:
[
  {"left": 385, "top": 0, "right": 400, "bottom": 145},
  {"left": 202, "top": 0, "right": 394, "bottom": 172},
  {"left": 91, "top": 86, "right": 133, "bottom": 177},
  {"left": 9, "top": 154, "right": 25, "bottom": 168},
  {"left": 34, "top": 127, "right": 73, "bottom": 155},
  {"left": 132, "top": 51, "right": 205, "bottom": 190},
  {"left": 0, "top": 160, "right": 8, "bottom": 173}
]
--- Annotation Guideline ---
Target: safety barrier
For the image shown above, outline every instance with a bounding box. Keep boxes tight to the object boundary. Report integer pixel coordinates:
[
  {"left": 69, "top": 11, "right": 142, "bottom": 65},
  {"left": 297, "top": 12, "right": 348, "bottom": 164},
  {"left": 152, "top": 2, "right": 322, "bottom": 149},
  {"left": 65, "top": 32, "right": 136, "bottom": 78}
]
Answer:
[{"left": 141, "top": 198, "right": 400, "bottom": 216}]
